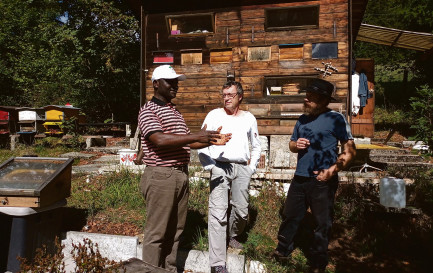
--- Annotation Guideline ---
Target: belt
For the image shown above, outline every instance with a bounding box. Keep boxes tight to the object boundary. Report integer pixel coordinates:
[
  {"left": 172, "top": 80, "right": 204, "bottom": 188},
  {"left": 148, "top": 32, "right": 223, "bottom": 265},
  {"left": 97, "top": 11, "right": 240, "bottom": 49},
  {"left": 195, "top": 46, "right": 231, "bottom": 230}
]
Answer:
[
  {"left": 215, "top": 160, "right": 247, "bottom": 165},
  {"left": 148, "top": 165, "right": 188, "bottom": 173},
  {"left": 172, "top": 165, "right": 188, "bottom": 173}
]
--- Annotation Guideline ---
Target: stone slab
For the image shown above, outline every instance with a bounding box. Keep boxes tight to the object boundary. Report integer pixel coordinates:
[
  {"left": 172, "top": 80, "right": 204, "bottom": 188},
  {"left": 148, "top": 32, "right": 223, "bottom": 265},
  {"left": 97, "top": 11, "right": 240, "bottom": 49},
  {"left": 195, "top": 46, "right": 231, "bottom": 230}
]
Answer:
[
  {"left": 177, "top": 250, "right": 245, "bottom": 273},
  {"left": 269, "top": 135, "right": 297, "bottom": 168},
  {"left": 60, "top": 152, "right": 95, "bottom": 159},
  {"left": 87, "top": 146, "right": 128, "bottom": 154},
  {"left": 72, "top": 164, "right": 107, "bottom": 174},
  {"left": 92, "top": 155, "right": 119, "bottom": 163},
  {"left": 62, "top": 231, "right": 139, "bottom": 263}
]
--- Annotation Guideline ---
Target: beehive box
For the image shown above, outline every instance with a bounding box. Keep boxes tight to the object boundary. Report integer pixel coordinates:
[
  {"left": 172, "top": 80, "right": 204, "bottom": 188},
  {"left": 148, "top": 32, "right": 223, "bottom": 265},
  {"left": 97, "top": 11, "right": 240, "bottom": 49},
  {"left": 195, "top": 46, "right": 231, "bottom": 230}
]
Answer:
[{"left": 0, "top": 157, "right": 73, "bottom": 208}]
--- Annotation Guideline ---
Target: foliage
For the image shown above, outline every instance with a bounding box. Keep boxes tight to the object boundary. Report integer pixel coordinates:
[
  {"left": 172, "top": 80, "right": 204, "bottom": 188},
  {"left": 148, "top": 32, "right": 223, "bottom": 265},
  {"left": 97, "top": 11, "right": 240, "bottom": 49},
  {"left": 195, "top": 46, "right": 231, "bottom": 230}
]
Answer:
[
  {"left": 354, "top": 0, "right": 433, "bottom": 114},
  {"left": 188, "top": 177, "right": 210, "bottom": 215},
  {"left": 0, "top": 140, "right": 76, "bottom": 163},
  {"left": 18, "top": 237, "right": 66, "bottom": 273},
  {"left": 18, "top": 237, "right": 124, "bottom": 273},
  {"left": 72, "top": 238, "right": 125, "bottom": 273},
  {"left": 409, "top": 84, "right": 433, "bottom": 150},
  {"left": 0, "top": 0, "right": 140, "bottom": 123},
  {"left": 354, "top": 0, "right": 433, "bottom": 68},
  {"left": 374, "top": 107, "right": 410, "bottom": 127},
  {"left": 68, "top": 170, "right": 146, "bottom": 224}
]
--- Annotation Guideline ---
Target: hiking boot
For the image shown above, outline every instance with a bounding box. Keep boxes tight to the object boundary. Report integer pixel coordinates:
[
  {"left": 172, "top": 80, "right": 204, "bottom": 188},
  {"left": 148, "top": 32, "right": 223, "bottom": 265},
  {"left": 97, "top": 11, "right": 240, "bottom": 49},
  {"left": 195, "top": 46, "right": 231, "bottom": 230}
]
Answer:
[
  {"left": 211, "top": 265, "right": 228, "bottom": 273},
  {"left": 272, "top": 249, "right": 291, "bottom": 263},
  {"left": 228, "top": 237, "right": 243, "bottom": 250}
]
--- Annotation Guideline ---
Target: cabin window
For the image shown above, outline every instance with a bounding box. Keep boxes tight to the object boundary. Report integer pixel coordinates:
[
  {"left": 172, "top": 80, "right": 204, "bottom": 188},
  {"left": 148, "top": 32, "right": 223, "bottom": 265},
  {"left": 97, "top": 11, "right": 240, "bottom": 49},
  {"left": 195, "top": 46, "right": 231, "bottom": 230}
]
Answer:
[
  {"left": 265, "top": 5, "right": 319, "bottom": 30},
  {"left": 279, "top": 44, "right": 304, "bottom": 60},
  {"left": 166, "top": 13, "right": 214, "bottom": 36},
  {"left": 153, "top": 51, "right": 174, "bottom": 64},
  {"left": 248, "top": 46, "right": 271, "bottom": 62},
  {"left": 265, "top": 76, "right": 317, "bottom": 96},
  {"left": 210, "top": 49, "right": 232, "bottom": 64},
  {"left": 181, "top": 50, "right": 202, "bottom": 65},
  {"left": 312, "top": 42, "right": 338, "bottom": 59}
]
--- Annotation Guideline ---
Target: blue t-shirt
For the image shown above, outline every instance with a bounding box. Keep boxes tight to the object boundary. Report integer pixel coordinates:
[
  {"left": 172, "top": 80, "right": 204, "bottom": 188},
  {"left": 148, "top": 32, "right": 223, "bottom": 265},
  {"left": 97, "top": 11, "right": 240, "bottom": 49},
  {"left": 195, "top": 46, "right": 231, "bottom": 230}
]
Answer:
[{"left": 291, "top": 110, "right": 353, "bottom": 177}]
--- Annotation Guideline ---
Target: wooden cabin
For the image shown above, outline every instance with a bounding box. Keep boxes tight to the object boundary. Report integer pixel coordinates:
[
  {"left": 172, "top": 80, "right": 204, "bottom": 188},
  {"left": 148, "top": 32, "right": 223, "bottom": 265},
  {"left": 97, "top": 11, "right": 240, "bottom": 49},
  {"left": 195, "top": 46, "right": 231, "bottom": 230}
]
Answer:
[
  {"left": 43, "top": 105, "right": 81, "bottom": 136},
  {"left": 128, "top": 0, "right": 370, "bottom": 135},
  {"left": 127, "top": 0, "right": 370, "bottom": 169}
]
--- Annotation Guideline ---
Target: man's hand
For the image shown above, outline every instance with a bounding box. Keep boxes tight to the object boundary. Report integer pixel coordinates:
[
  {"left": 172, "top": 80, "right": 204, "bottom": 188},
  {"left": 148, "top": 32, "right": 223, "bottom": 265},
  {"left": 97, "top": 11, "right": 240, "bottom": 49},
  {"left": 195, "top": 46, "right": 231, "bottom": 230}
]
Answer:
[
  {"left": 296, "top": 138, "right": 310, "bottom": 149},
  {"left": 290, "top": 138, "right": 310, "bottom": 152},
  {"left": 197, "top": 125, "right": 231, "bottom": 145},
  {"left": 313, "top": 168, "right": 336, "bottom": 182},
  {"left": 313, "top": 139, "right": 356, "bottom": 182},
  {"left": 209, "top": 126, "right": 232, "bottom": 145}
]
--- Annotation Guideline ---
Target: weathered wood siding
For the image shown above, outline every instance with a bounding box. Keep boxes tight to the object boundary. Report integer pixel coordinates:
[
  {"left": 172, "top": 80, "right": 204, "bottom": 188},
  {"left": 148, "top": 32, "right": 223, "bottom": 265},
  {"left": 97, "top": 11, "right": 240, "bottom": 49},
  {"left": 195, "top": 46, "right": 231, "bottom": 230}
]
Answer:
[{"left": 142, "top": 0, "right": 350, "bottom": 134}]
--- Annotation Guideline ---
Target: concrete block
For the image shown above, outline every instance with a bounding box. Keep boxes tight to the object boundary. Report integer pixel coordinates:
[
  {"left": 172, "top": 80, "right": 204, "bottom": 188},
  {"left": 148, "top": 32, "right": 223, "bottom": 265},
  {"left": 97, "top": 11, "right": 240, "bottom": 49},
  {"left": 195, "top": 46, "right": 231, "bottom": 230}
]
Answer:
[
  {"left": 85, "top": 136, "right": 106, "bottom": 149},
  {"left": 62, "top": 231, "right": 139, "bottom": 262},
  {"left": 60, "top": 152, "right": 94, "bottom": 159},
  {"left": 9, "top": 134, "right": 19, "bottom": 151},
  {"left": 269, "top": 135, "right": 297, "bottom": 168},
  {"left": 402, "top": 141, "right": 416, "bottom": 148},
  {"left": 245, "top": 260, "right": 267, "bottom": 273},
  {"left": 177, "top": 250, "right": 245, "bottom": 273},
  {"left": 354, "top": 137, "right": 371, "bottom": 145}
]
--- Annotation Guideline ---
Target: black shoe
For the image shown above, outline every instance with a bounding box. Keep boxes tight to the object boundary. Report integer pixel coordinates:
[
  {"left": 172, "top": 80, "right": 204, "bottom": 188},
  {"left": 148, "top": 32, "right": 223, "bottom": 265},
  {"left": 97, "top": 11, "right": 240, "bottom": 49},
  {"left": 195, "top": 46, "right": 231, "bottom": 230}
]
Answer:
[
  {"left": 211, "top": 265, "right": 228, "bottom": 273},
  {"left": 228, "top": 237, "right": 243, "bottom": 250},
  {"left": 272, "top": 249, "right": 291, "bottom": 263}
]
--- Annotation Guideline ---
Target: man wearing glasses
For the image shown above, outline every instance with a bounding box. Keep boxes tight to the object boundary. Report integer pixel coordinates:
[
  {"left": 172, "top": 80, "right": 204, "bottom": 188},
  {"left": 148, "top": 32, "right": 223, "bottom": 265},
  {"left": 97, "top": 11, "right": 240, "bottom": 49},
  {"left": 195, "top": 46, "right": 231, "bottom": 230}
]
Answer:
[
  {"left": 138, "top": 65, "right": 230, "bottom": 272},
  {"left": 198, "top": 81, "right": 261, "bottom": 273}
]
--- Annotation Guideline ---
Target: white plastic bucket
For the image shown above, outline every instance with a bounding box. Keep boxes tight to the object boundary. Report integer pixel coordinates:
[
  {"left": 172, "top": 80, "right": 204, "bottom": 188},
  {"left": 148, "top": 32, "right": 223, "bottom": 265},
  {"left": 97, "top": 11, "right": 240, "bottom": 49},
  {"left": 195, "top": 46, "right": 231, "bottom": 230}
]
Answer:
[
  {"left": 379, "top": 177, "right": 406, "bottom": 208},
  {"left": 118, "top": 149, "right": 138, "bottom": 166}
]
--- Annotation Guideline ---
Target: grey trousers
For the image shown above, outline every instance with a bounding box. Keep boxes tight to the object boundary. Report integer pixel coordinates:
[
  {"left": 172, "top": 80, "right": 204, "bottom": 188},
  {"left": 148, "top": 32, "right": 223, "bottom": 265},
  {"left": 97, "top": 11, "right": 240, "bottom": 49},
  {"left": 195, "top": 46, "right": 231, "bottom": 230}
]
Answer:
[
  {"left": 140, "top": 166, "right": 189, "bottom": 272},
  {"left": 208, "top": 162, "right": 252, "bottom": 267}
]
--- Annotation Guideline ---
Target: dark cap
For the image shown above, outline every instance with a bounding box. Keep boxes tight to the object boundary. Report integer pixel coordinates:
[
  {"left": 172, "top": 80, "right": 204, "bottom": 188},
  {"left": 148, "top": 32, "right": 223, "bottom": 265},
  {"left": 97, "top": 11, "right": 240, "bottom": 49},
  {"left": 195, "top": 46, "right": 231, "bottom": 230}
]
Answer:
[{"left": 304, "top": 79, "right": 337, "bottom": 101}]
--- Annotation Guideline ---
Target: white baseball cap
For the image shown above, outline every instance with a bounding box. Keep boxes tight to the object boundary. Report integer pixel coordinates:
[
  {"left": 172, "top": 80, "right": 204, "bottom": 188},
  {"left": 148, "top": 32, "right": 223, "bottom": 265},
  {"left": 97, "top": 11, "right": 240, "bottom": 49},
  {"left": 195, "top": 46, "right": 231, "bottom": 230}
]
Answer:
[{"left": 151, "top": 65, "right": 186, "bottom": 82}]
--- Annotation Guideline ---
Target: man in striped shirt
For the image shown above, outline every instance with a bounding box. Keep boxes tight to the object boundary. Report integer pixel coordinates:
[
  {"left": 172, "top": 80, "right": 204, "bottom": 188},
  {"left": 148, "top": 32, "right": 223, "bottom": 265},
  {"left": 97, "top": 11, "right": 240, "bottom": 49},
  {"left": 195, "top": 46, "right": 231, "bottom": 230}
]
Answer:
[{"left": 138, "top": 65, "right": 230, "bottom": 272}]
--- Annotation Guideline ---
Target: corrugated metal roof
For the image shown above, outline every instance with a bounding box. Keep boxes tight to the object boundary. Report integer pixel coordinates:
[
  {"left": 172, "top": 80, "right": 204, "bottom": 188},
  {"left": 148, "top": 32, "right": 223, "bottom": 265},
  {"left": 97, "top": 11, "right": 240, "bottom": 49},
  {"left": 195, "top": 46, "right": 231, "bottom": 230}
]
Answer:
[{"left": 357, "top": 23, "right": 433, "bottom": 51}]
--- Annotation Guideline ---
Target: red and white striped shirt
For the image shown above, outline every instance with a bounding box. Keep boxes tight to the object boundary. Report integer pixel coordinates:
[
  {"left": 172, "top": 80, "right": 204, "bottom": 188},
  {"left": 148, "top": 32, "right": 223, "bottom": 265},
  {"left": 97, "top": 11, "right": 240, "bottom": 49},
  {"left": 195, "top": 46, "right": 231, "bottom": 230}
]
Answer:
[{"left": 138, "top": 97, "right": 190, "bottom": 166}]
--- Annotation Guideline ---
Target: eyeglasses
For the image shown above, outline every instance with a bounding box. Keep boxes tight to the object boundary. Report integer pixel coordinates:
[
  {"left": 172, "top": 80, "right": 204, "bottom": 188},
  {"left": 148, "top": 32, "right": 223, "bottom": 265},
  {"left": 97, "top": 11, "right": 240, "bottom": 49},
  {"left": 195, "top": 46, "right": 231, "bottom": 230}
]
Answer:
[{"left": 222, "top": 93, "right": 238, "bottom": 99}]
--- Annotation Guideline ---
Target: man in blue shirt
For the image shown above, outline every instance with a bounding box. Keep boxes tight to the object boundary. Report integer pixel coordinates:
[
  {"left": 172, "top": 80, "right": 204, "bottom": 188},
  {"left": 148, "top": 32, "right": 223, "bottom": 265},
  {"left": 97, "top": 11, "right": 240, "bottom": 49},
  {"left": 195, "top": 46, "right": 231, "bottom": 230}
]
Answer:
[{"left": 273, "top": 79, "right": 356, "bottom": 273}]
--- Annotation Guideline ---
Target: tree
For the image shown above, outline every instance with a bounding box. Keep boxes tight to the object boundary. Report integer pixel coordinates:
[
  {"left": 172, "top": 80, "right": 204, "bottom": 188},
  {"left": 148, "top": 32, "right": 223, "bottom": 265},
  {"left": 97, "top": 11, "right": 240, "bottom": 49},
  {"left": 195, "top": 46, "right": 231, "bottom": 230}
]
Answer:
[
  {"left": 410, "top": 85, "right": 433, "bottom": 151},
  {"left": 0, "top": 0, "right": 140, "bottom": 122}
]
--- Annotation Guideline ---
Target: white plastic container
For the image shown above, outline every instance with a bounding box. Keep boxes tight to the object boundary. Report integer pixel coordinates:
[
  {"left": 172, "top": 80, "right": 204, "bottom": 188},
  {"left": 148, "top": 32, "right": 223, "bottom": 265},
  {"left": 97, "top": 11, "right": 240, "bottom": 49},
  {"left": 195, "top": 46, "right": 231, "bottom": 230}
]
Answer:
[
  {"left": 118, "top": 149, "right": 138, "bottom": 166},
  {"left": 379, "top": 177, "right": 406, "bottom": 208}
]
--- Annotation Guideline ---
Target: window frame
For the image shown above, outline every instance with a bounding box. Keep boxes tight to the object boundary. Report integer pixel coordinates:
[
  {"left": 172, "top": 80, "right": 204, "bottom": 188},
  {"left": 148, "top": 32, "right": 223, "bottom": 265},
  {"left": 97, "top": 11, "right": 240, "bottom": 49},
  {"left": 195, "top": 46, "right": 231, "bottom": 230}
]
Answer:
[
  {"left": 311, "top": 42, "right": 338, "bottom": 59},
  {"left": 265, "top": 5, "right": 320, "bottom": 31},
  {"left": 165, "top": 13, "right": 215, "bottom": 37},
  {"left": 264, "top": 75, "right": 318, "bottom": 97}
]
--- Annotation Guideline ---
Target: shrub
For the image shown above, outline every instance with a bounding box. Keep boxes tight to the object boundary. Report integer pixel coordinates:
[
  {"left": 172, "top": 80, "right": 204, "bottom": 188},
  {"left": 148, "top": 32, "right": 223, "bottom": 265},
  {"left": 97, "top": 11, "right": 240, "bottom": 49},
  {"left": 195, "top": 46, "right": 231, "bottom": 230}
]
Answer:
[{"left": 409, "top": 84, "right": 433, "bottom": 151}]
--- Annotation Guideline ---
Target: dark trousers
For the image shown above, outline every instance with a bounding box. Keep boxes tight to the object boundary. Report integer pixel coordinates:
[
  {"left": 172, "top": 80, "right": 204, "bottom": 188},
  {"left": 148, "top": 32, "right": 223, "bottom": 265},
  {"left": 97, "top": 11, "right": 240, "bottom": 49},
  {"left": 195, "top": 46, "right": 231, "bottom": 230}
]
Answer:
[
  {"left": 140, "top": 166, "right": 189, "bottom": 272},
  {"left": 276, "top": 175, "right": 338, "bottom": 270}
]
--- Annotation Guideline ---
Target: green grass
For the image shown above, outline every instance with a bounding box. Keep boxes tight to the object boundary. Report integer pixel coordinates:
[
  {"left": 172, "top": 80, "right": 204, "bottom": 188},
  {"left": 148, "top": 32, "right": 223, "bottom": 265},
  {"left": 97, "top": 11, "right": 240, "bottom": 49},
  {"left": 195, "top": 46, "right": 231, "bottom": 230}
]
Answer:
[
  {"left": 68, "top": 170, "right": 146, "bottom": 226},
  {"left": 0, "top": 138, "right": 79, "bottom": 163}
]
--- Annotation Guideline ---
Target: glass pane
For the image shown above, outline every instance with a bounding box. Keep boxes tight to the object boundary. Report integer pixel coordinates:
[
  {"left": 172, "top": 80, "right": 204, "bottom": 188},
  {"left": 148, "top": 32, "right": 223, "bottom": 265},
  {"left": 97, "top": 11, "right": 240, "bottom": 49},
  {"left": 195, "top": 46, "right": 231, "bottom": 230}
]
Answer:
[
  {"left": 265, "top": 77, "right": 317, "bottom": 96},
  {"left": 168, "top": 14, "right": 214, "bottom": 35},
  {"left": 266, "top": 6, "right": 319, "bottom": 29},
  {"left": 312, "top": 43, "right": 338, "bottom": 59},
  {"left": 0, "top": 159, "right": 65, "bottom": 190}
]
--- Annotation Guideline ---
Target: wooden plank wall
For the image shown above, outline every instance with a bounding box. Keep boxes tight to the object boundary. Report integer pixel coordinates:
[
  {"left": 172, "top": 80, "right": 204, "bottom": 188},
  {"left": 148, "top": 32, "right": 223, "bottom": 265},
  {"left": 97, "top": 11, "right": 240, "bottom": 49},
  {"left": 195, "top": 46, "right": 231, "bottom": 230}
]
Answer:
[{"left": 143, "top": 0, "right": 350, "bottom": 134}]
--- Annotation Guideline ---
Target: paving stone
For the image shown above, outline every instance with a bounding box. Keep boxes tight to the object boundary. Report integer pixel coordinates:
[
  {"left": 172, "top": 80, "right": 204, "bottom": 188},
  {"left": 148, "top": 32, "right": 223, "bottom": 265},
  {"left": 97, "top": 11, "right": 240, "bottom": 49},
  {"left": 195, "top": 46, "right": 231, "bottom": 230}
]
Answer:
[
  {"left": 60, "top": 152, "right": 95, "bottom": 159},
  {"left": 92, "top": 155, "right": 119, "bottom": 163}
]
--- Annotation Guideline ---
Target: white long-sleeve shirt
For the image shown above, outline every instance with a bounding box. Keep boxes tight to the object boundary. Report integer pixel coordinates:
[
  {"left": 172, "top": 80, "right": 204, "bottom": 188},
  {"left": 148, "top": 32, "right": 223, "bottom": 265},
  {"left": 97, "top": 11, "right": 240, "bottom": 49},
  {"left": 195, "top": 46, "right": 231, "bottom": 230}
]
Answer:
[
  {"left": 198, "top": 108, "right": 261, "bottom": 172},
  {"left": 351, "top": 72, "right": 360, "bottom": 115}
]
